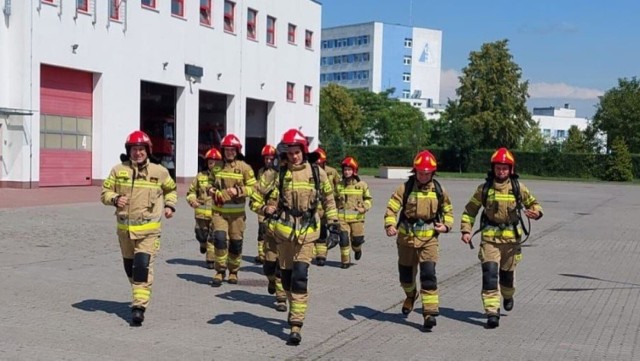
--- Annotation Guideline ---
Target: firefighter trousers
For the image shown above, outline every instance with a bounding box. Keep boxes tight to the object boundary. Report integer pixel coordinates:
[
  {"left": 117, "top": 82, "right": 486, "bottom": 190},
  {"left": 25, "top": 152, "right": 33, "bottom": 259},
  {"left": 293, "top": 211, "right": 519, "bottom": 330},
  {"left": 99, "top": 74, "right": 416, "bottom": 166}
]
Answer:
[
  {"left": 277, "top": 240, "right": 315, "bottom": 328},
  {"left": 397, "top": 238, "right": 439, "bottom": 317},
  {"left": 212, "top": 213, "right": 246, "bottom": 274},
  {"left": 118, "top": 232, "right": 160, "bottom": 309},
  {"left": 478, "top": 241, "right": 522, "bottom": 315},
  {"left": 313, "top": 221, "right": 329, "bottom": 260},
  {"left": 194, "top": 218, "right": 215, "bottom": 263},
  {"left": 263, "top": 232, "right": 286, "bottom": 304},
  {"left": 338, "top": 220, "right": 365, "bottom": 265}
]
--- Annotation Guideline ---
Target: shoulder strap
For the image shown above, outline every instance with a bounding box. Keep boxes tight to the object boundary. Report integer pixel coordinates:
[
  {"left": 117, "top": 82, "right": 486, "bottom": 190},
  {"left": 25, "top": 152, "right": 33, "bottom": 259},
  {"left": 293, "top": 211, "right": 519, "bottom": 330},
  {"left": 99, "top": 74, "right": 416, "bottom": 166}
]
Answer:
[
  {"left": 277, "top": 166, "right": 288, "bottom": 208},
  {"left": 510, "top": 173, "right": 522, "bottom": 208},
  {"left": 397, "top": 176, "right": 415, "bottom": 225},
  {"left": 481, "top": 172, "right": 494, "bottom": 208},
  {"left": 311, "top": 163, "right": 321, "bottom": 191},
  {"left": 432, "top": 178, "right": 444, "bottom": 221}
]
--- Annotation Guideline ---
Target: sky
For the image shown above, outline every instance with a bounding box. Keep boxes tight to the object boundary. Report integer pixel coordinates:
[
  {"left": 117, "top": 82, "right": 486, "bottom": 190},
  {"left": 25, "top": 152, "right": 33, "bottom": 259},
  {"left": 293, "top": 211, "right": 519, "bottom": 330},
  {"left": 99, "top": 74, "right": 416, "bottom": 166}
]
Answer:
[{"left": 321, "top": 0, "right": 640, "bottom": 119}]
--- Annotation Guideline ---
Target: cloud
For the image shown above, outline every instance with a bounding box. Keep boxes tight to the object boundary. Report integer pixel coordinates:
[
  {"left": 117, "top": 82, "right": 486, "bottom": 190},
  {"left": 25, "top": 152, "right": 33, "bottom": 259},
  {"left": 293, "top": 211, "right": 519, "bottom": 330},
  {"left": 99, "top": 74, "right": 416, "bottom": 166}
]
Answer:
[
  {"left": 440, "top": 69, "right": 460, "bottom": 101},
  {"left": 528, "top": 82, "right": 604, "bottom": 100},
  {"left": 518, "top": 22, "right": 579, "bottom": 35}
]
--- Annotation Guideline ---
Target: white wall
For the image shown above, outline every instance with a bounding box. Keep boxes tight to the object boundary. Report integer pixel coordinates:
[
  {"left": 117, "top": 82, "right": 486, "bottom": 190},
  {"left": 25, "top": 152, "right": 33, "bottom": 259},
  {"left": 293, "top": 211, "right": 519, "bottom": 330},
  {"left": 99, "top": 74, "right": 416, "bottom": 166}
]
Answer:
[
  {"left": 410, "top": 27, "right": 442, "bottom": 105},
  {"left": 0, "top": 0, "right": 320, "bottom": 185}
]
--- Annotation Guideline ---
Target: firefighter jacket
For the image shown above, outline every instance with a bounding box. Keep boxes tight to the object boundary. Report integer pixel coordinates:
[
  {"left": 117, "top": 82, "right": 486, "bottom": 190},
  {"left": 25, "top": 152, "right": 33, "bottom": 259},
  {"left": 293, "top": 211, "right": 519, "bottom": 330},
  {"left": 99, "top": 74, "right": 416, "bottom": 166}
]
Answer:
[
  {"left": 186, "top": 171, "right": 214, "bottom": 220},
  {"left": 253, "top": 161, "right": 338, "bottom": 244},
  {"left": 318, "top": 165, "right": 341, "bottom": 219},
  {"left": 336, "top": 176, "right": 373, "bottom": 223},
  {"left": 384, "top": 180, "right": 454, "bottom": 248},
  {"left": 209, "top": 159, "right": 256, "bottom": 216},
  {"left": 460, "top": 178, "right": 543, "bottom": 243},
  {"left": 101, "top": 159, "right": 177, "bottom": 240},
  {"left": 251, "top": 166, "right": 278, "bottom": 223}
]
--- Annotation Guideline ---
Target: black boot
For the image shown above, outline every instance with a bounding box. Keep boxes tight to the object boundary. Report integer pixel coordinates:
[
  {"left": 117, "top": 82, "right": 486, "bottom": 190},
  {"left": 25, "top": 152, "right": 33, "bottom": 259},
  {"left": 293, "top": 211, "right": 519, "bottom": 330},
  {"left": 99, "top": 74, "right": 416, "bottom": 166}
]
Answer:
[
  {"left": 131, "top": 307, "right": 145, "bottom": 327},
  {"left": 315, "top": 257, "right": 326, "bottom": 267},
  {"left": 503, "top": 298, "right": 514, "bottom": 311},
  {"left": 354, "top": 250, "right": 362, "bottom": 261},
  {"left": 423, "top": 315, "right": 437, "bottom": 331},
  {"left": 206, "top": 261, "right": 215, "bottom": 269},
  {"left": 267, "top": 279, "right": 276, "bottom": 295},
  {"left": 341, "top": 263, "right": 350, "bottom": 269},
  {"left": 199, "top": 243, "right": 207, "bottom": 254},
  {"left": 487, "top": 315, "right": 500, "bottom": 329},
  {"left": 288, "top": 329, "right": 302, "bottom": 345}
]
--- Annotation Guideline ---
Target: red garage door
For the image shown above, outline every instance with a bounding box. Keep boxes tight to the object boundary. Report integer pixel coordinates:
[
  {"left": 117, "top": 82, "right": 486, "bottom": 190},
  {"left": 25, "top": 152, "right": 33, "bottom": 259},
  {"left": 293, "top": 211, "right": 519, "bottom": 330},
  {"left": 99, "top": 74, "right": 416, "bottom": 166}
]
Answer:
[{"left": 40, "top": 65, "right": 93, "bottom": 187}]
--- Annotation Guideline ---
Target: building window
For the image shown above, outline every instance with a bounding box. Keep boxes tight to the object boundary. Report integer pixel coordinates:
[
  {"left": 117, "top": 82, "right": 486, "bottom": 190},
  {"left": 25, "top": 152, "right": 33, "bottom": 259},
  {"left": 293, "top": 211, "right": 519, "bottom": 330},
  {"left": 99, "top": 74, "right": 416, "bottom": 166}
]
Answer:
[
  {"left": 288, "top": 23, "right": 296, "bottom": 44},
  {"left": 142, "top": 0, "right": 156, "bottom": 9},
  {"left": 403, "top": 73, "right": 411, "bottom": 82},
  {"left": 109, "top": 0, "right": 121, "bottom": 21},
  {"left": 402, "top": 90, "right": 411, "bottom": 98},
  {"left": 304, "top": 86, "right": 312, "bottom": 104},
  {"left": 224, "top": 1, "right": 235, "bottom": 32},
  {"left": 247, "top": 8, "right": 258, "bottom": 40},
  {"left": 404, "top": 38, "right": 412, "bottom": 48},
  {"left": 267, "top": 16, "right": 276, "bottom": 45},
  {"left": 286, "top": 82, "right": 295, "bottom": 101},
  {"left": 557, "top": 130, "right": 566, "bottom": 138},
  {"left": 305, "top": 30, "right": 313, "bottom": 49},
  {"left": 200, "top": 0, "right": 212, "bottom": 25},
  {"left": 171, "top": 0, "right": 184, "bottom": 17},
  {"left": 403, "top": 56, "right": 412, "bottom": 65},
  {"left": 77, "top": 0, "right": 88, "bottom": 12},
  {"left": 543, "top": 129, "right": 551, "bottom": 137}
]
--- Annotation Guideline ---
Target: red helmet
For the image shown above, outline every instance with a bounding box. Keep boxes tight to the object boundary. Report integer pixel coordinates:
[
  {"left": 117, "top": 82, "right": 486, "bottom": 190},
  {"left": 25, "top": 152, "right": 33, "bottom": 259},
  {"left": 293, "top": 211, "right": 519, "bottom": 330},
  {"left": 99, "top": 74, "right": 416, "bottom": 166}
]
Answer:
[
  {"left": 125, "top": 130, "right": 152, "bottom": 154},
  {"left": 281, "top": 129, "right": 308, "bottom": 154},
  {"left": 204, "top": 147, "right": 222, "bottom": 161},
  {"left": 315, "top": 148, "right": 327, "bottom": 164},
  {"left": 341, "top": 156, "right": 359, "bottom": 175},
  {"left": 221, "top": 134, "right": 242, "bottom": 150},
  {"left": 413, "top": 150, "right": 437, "bottom": 173},
  {"left": 491, "top": 147, "right": 515, "bottom": 173},
  {"left": 261, "top": 144, "right": 276, "bottom": 157}
]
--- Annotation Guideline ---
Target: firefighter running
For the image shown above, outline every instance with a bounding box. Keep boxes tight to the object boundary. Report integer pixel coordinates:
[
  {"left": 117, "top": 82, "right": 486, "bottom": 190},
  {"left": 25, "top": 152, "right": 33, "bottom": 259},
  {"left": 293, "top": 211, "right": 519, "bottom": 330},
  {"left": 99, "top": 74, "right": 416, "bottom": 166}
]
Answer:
[
  {"left": 100, "top": 130, "right": 177, "bottom": 326},
  {"left": 208, "top": 134, "right": 257, "bottom": 287},
  {"left": 186, "top": 148, "right": 222, "bottom": 269},
  {"left": 384, "top": 150, "right": 454, "bottom": 331},
  {"left": 250, "top": 144, "right": 287, "bottom": 312},
  {"left": 313, "top": 147, "right": 341, "bottom": 266},
  {"left": 460, "top": 147, "right": 543, "bottom": 329},
  {"left": 253, "top": 129, "right": 340, "bottom": 345},
  {"left": 335, "top": 156, "right": 373, "bottom": 268}
]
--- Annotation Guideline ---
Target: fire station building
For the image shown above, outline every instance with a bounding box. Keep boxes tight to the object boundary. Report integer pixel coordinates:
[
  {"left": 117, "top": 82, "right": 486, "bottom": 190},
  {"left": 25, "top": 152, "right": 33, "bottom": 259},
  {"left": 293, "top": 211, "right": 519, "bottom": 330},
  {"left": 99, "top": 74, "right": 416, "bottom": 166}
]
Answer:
[{"left": 0, "top": 0, "right": 321, "bottom": 188}]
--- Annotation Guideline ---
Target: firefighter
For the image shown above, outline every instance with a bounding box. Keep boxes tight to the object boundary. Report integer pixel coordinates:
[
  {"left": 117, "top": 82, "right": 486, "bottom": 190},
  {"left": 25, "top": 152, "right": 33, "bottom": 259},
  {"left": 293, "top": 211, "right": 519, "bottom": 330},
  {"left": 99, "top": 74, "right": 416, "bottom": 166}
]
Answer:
[
  {"left": 100, "top": 130, "right": 177, "bottom": 326},
  {"left": 208, "top": 134, "right": 257, "bottom": 287},
  {"left": 460, "top": 147, "right": 543, "bottom": 329},
  {"left": 255, "top": 129, "right": 340, "bottom": 345},
  {"left": 249, "top": 144, "right": 287, "bottom": 312},
  {"left": 254, "top": 145, "right": 277, "bottom": 265},
  {"left": 384, "top": 150, "right": 453, "bottom": 331},
  {"left": 186, "top": 147, "right": 222, "bottom": 269},
  {"left": 313, "top": 147, "right": 341, "bottom": 266},
  {"left": 335, "top": 156, "right": 373, "bottom": 268}
]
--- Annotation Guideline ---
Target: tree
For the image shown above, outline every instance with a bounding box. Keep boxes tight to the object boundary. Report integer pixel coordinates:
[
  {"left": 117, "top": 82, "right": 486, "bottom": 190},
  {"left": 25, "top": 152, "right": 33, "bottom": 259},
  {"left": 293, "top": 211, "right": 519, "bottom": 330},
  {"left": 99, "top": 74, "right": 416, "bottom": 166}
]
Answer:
[
  {"left": 603, "top": 137, "right": 634, "bottom": 181},
  {"left": 319, "top": 84, "right": 364, "bottom": 145},
  {"left": 592, "top": 77, "right": 640, "bottom": 153},
  {"left": 447, "top": 39, "right": 533, "bottom": 149},
  {"left": 520, "top": 121, "right": 545, "bottom": 152},
  {"left": 563, "top": 125, "right": 588, "bottom": 153}
]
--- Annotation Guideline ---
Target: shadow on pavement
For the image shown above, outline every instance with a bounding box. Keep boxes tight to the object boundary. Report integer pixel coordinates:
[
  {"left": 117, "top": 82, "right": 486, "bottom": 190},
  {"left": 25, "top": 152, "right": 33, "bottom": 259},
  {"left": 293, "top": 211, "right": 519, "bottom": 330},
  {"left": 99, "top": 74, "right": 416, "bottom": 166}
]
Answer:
[
  {"left": 208, "top": 311, "right": 289, "bottom": 341},
  {"left": 215, "top": 289, "right": 278, "bottom": 309},
  {"left": 72, "top": 299, "right": 130, "bottom": 323},
  {"left": 166, "top": 258, "right": 207, "bottom": 268},
  {"left": 559, "top": 273, "right": 640, "bottom": 287},
  {"left": 438, "top": 307, "right": 487, "bottom": 327},
  {"left": 338, "top": 305, "right": 422, "bottom": 331},
  {"left": 239, "top": 264, "right": 264, "bottom": 275},
  {"left": 177, "top": 273, "right": 211, "bottom": 286}
]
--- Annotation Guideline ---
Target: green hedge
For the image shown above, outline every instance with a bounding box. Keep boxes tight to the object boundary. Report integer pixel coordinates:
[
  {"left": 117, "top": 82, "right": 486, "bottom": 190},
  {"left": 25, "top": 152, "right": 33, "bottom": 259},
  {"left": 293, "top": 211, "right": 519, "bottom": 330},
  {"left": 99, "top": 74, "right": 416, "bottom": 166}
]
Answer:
[{"left": 325, "top": 145, "right": 639, "bottom": 179}]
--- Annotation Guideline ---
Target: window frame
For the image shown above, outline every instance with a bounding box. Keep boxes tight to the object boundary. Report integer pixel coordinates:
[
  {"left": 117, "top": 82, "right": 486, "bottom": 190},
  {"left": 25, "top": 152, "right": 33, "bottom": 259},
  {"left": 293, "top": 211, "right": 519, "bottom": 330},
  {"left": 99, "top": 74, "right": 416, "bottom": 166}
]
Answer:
[
  {"left": 286, "top": 82, "right": 295, "bottom": 101},
  {"left": 403, "top": 56, "right": 412, "bottom": 65},
  {"left": 200, "top": 0, "right": 212, "bottom": 26},
  {"left": 305, "top": 30, "right": 313, "bottom": 49},
  {"left": 76, "top": 0, "right": 89, "bottom": 12},
  {"left": 288, "top": 23, "right": 297, "bottom": 44},
  {"left": 171, "top": 0, "right": 185, "bottom": 18},
  {"left": 404, "top": 38, "right": 413, "bottom": 48},
  {"left": 224, "top": 1, "right": 236, "bottom": 33},
  {"left": 266, "top": 16, "right": 277, "bottom": 46},
  {"left": 402, "top": 72, "right": 411, "bottom": 82},
  {"left": 304, "top": 86, "right": 312, "bottom": 104},
  {"left": 247, "top": 8, "right": 258, "bottom": 40},
  {"left": 109, "top": 0, "right": 121, "bottom": 21},
  {"left": 141, "top": 0, "right": 156, "bottom": 9}
]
